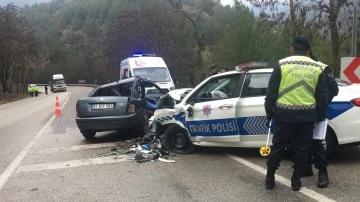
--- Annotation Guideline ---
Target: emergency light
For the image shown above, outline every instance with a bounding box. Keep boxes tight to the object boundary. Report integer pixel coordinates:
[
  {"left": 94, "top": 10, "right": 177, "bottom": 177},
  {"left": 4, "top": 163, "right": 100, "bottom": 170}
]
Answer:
[
  {"left": 132, "top": 54, "right": 156, "bottom": 57},
  {"left": 235, "top": 62, "right": 268, "bottom": 71}
]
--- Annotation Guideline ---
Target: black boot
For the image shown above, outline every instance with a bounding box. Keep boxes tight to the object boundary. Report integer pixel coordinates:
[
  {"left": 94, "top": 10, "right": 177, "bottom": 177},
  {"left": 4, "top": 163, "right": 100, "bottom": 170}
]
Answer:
[
  {"left": 302, "top": 164, "right": 314, "bottom": 177},
  {"left": 265, "top": 168, "right": 276, "bottom": 190},
  {"left": 317, "top": 168, "right": 329, "bottom": 188},
  {"left": 291, "top": 170, "right": 303, "bottom": 191}
]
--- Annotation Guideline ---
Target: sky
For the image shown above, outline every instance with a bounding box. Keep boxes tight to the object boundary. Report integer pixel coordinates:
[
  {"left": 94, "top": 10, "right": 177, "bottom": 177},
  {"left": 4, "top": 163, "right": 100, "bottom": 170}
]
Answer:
[
  {"left": 0, "top": 0, "right": 51, "bottom": 7},
  {"left": 221, "top": 0, "right": 235, "bottom": 7}
]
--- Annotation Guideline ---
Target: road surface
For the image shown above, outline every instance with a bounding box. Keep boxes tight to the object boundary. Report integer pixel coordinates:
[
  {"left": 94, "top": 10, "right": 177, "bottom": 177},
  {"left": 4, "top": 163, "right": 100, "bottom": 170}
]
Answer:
[{"left": 0, "top": 87, "right": 359, "bottom": 202}]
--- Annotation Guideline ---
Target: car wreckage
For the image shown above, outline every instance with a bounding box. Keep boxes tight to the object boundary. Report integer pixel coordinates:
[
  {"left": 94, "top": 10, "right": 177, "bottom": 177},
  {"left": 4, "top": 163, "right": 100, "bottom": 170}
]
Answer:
[{"left": 76, "top": 76, "right": 166, "bottom": 139}]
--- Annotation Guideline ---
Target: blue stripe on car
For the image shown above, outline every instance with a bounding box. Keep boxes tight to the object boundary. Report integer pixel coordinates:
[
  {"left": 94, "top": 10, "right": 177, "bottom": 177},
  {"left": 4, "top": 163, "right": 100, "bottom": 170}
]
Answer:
[{"left": 327, "top": 101, "right": 353, "bottom": 120}]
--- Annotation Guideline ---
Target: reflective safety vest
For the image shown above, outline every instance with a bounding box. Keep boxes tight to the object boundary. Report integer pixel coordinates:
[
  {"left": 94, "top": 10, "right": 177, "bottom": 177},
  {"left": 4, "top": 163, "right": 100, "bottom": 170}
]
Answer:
[
  {"left": 317, "top": 61, "right": 328, "bottom": 71},
  {"left": 276, "top": 55, "right": 323, "bottom": 110}
]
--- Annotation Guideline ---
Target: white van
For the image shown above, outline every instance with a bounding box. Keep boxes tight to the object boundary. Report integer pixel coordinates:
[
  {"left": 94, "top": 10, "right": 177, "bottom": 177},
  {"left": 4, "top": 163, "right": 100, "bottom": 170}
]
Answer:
[{"left": 120, "top": 54, "right": 177, "bottom": 93}]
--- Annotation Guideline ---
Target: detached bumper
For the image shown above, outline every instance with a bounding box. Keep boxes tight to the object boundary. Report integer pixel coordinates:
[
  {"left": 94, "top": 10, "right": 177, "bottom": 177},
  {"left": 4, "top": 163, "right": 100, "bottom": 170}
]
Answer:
[{"left": 76, "top": 114, "right": 142, "bottom": 132}]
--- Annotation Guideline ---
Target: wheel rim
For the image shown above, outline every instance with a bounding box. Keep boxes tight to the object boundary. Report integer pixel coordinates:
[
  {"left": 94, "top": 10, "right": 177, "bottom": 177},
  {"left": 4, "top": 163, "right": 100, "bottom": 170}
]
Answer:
[
  {"left": 171, "top": 132, "right": 187, "bottom": 150},
  {"left": 322, "top": 139, "right": 327, "bottom": 151}
]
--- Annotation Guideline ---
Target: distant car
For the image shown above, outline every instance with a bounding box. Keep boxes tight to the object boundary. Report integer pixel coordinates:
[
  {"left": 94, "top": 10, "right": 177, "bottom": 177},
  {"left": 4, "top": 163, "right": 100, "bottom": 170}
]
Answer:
[{"left": 76, "top": 76, "right": 166, "bottom": 139}]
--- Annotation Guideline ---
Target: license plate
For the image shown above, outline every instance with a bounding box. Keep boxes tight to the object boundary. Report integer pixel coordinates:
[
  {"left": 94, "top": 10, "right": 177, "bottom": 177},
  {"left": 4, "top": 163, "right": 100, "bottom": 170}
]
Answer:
[{"left": 92, "top": 104, "right": 114, "bottom": 109}]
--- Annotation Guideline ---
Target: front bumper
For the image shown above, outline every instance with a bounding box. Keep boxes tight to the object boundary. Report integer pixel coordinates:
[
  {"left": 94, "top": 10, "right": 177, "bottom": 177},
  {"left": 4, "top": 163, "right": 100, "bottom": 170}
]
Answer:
[
  {"left": 53, "top": 86, "right": 66, "bottom": 92},
  {"left": 76, "top": 113, "right": 142, "bottom": 132}
]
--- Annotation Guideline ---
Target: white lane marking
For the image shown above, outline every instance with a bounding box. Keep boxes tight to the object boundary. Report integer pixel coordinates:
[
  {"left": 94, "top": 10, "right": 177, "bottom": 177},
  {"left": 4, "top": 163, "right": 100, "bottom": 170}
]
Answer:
[
  {"left": 16, "top": 155, "right": 128, "bottom": 173},
  {"left": 37, "top": 142, "right": 121, "bottom": 154},
  {"left": 225, "top": 154, "right": 337, "bottom": 202},
  {"left": 0, "top": 92, "right": 71, "bottom": 190}
]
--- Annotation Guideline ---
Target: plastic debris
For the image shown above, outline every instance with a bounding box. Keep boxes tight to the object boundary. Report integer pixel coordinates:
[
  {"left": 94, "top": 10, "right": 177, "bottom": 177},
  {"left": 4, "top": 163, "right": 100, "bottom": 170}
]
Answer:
[{"left": 158, "top": 157, "right": 175, "bottom": 163}]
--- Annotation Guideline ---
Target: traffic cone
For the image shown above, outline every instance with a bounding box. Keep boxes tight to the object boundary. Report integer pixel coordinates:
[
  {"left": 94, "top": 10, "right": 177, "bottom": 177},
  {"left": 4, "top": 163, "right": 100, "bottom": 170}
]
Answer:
[
  {"left": 55, "top": 96, "right": 62, "bottom": 116},
  {"left": 55, "top": 96, "right": 60, "bottom": 107}
]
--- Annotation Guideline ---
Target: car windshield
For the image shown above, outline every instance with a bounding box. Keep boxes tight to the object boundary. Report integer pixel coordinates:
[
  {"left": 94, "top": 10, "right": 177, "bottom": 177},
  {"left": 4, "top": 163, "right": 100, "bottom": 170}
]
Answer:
[
  {"left": 54, "top": 79, "right": 65, "bottom": 84},
  {"left": 133, "top": 67, "right": 171, "bottom": 82}
]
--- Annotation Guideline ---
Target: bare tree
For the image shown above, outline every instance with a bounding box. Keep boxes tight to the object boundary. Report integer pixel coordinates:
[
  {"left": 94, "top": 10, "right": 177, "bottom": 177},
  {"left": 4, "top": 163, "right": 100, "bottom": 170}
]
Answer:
[
  {"left": 168, "top": 0, "right": 216, "bottom": 84},
  {"left": 0, "top": 4, "right": 40, "bottom": 94},
  {"left": 104, "top": 0, "right": 193, "bottom": 86}
]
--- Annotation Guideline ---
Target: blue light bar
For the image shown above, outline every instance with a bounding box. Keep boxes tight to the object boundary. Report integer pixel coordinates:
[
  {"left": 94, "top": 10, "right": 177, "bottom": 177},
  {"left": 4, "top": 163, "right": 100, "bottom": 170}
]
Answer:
[{"left": 132, "top": 53, "right": 156, "bottom": 57}]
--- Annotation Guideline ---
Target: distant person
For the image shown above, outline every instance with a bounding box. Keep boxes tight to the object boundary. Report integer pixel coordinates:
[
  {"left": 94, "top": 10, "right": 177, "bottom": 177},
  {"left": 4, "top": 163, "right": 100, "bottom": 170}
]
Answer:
[
  {"left": 210, "top": 65, "right": 219, "bottom": 76},
  {"left": 221, "top": 67, "right": 228, "bottom": 73},
  {"left": 45, "top": 85, "right": 48, "bottom": 95}
]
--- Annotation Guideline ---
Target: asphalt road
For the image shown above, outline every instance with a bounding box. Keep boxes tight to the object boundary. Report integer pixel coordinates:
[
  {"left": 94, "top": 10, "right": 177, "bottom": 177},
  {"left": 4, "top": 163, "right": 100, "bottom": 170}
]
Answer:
[{"left": 0, "top": 87, "right": 359, "bottom": 202}]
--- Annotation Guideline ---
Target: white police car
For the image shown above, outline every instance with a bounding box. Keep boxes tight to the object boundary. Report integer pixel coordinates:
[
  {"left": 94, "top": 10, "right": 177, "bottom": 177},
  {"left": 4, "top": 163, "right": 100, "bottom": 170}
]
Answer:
[{"left": 152, "top": 62, "right": 360, "bottom": 156}]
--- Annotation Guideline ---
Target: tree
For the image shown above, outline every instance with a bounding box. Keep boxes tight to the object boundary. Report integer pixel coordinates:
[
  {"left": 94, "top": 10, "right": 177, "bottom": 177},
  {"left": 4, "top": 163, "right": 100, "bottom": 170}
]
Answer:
[
  {"left": 0, "top": 4, "right": 40, "bottom": 94},
  {"left": 245, "top": 0, "right": 356, "bottom": 77},
  {"left": 168, "top": 0, "right": 216, "bottom": 84},
  {"left": 104, "top": 0, "right": 194, "bottom": 86}
]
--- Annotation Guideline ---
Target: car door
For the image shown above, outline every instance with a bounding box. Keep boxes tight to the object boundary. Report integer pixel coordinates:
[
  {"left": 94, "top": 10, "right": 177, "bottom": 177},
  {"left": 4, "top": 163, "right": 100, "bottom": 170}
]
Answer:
[
  {"left": 184, "top": 73, "right": 245, "bottom": 142},
  {"left": 235, "top": 72, "right": 272, "bottom": 145}
]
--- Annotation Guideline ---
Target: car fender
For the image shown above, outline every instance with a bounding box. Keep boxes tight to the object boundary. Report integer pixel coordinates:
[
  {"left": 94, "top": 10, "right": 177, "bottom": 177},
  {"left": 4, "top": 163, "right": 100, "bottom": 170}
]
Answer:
[{"left": 153, "top": 107, "right": 191, "bottom": 139}]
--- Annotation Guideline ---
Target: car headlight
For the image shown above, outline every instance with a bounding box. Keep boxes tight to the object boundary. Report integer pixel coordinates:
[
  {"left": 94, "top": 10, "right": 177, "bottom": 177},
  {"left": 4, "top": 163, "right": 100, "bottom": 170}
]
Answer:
[{"left": 170, "top": 86, "right": 175, "bottom": 91}]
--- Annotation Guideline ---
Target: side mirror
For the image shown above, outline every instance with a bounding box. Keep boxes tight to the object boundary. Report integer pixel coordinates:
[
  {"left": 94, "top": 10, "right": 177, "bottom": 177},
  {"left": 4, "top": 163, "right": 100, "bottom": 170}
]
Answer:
[{"left": 173, "top": 77, "right": 178, "bottom": 85}]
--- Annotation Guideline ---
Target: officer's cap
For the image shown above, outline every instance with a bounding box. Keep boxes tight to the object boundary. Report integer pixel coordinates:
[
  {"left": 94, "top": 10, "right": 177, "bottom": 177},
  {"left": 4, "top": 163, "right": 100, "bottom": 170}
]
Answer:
[
  {"left": 292, "top": 36, "right": 311, "bottom": 50},
  {"left": 210, "top": 65, "right": 217, "bottom": 70}
]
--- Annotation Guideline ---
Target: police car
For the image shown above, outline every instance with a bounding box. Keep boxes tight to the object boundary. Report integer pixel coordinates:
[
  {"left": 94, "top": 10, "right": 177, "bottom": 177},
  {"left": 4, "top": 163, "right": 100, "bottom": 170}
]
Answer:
[{"left": 152, "top": 62, "right": 360, "bottom": 157}]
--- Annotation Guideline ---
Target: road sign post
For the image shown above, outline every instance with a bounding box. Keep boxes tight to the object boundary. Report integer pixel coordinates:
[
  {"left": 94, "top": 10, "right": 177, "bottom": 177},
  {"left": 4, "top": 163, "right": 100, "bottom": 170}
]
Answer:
[{"left": 341, "top": 57, "right": 360, "bottom": 83}]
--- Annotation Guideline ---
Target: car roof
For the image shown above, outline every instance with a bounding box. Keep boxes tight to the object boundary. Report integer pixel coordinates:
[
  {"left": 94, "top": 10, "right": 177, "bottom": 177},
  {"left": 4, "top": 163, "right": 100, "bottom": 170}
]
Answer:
[
  {"left": 211, "top": 68, "right": 273, "bottom": 78},
  {"left": 98, "top": 76, "right": 158, "bottom": 89},
  {"left": 99, "top": 77, "right": 137, "bottom": 89}
]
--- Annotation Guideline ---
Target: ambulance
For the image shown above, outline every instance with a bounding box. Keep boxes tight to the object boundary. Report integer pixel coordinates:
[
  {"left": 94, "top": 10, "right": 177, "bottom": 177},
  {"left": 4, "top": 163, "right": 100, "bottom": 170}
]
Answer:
[
  {"left": 120, "top": 54, "right": 177, "bottom": 94},
  {"left": 152, "top": 62, "right": 360, "bottom": 157}
]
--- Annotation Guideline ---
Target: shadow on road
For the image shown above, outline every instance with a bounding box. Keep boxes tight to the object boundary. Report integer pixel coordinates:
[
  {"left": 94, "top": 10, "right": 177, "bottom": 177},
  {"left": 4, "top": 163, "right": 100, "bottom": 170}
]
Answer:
[{"left": 81, "top": 130, "right": 141, "bottom": 144}]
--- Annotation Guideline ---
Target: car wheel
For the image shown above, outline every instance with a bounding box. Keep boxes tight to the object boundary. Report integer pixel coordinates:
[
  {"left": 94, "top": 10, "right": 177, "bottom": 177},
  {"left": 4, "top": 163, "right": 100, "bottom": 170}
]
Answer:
[
  {"left": 163, "top": 125, "right": 195, "bottom": 154},
  {"left": 324, "top": 131, "right": 336, "bottom": 158},
  {"left": 289, "top": 130, "right": 337, "bottom": 158},
  {"left": 82, "top": 131, "right": 96, "bottom": 139}
]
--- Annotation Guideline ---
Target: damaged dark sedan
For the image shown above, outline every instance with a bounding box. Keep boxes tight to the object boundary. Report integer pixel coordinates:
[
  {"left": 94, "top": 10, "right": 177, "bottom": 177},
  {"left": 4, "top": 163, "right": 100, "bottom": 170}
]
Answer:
[{"left": 76, "top": 76, "right": 165, "bottom": 139}]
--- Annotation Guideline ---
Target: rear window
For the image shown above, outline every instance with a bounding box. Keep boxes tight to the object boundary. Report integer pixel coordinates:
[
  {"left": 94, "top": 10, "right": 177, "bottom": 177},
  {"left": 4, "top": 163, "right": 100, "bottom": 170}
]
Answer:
[
  {"left": 335, "top": 78, "right": 352, "bottom": 86},
  {"left": 92, "top": 83, "right": 133, "bottom": 97}
]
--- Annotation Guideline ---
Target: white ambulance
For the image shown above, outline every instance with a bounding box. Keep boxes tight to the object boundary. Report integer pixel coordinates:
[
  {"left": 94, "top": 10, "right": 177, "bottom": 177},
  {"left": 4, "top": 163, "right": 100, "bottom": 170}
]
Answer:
[{"left": 120, "top": 54, "right": 177, "bottom": 94}]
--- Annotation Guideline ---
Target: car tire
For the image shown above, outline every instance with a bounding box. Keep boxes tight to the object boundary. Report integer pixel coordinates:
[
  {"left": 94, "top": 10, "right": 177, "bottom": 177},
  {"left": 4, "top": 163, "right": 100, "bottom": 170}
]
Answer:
[
  {"left": 82, "top": 131, "right": 96, "bottom": 139},
  {"left": 289, "top": 129, "right": 337, "bottom": 158},
  {"left": 324, "top": 131, "right": 336, "bottom": 158},
  {"left": 163, "top": 125, "right": 195, "bottom": 155}
]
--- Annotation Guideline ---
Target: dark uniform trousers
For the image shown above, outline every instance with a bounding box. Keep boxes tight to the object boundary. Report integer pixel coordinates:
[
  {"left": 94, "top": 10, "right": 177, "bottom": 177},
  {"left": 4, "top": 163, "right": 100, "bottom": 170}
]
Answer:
[
  {"left": 310, "top": 139, "right": 328, "bottom": 169},
  {"left": 267, "top": 122, "right": 314, "bottom": 171}
]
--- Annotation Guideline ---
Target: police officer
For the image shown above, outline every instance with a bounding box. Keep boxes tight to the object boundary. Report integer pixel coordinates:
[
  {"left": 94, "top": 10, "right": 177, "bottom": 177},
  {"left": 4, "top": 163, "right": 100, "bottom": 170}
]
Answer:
[
  {"left": 209, "top": 65, "right": 219, "bottom": 76},
  {"left": 27, "top": 85, "right": 32, "bottom": 97},
  {"left": 221, "top": 67, "right": 228, "bottom": 73},
  {"left": 301, "top": 50, "right": 339, "bottom": 188},
  {"left": 45, "top": 85, "right": 48, "bottom": 95},
  {"left": 264, "top": 36, "right": 328, "bottom": 191}
]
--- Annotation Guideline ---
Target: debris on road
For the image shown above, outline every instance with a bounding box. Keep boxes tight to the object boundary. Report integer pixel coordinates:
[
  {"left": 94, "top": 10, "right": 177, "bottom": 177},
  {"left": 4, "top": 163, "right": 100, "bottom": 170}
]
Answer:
[{"left": 127, "top": 130, "right": 177, "bottom": 163}]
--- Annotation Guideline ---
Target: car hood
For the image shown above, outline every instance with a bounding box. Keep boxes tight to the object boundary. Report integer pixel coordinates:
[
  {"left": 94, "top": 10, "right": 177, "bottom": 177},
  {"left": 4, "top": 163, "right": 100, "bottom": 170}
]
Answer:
[
  {"left": 344, "top": 83, "right": 360, "bottom": 92},
  {"left": 167, "top": 88, "right": 193, "bottom": 101}
]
